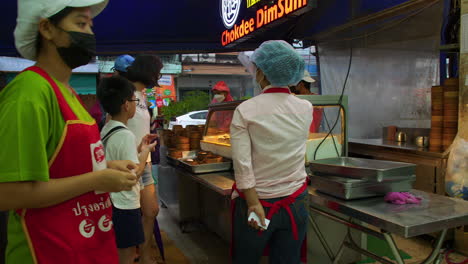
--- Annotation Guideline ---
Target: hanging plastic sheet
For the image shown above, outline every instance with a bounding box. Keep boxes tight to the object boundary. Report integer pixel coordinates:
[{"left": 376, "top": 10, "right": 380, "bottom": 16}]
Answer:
[{"left": 317, "top": 1, "right": 443, "bottom": 139}]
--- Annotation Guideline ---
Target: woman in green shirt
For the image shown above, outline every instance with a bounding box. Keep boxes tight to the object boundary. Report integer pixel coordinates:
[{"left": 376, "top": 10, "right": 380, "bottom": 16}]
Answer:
[{"left": 0, "top": 1, "right": 138, "bottom": 263}]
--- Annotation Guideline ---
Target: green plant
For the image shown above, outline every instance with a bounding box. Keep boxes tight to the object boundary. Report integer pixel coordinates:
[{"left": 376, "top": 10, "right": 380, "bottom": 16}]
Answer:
[{"left": 161, "top": 91, "right": 210, "bottom": 121}]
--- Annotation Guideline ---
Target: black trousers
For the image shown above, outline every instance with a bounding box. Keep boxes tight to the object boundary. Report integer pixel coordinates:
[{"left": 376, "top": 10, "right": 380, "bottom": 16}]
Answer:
[
  {"left": 232, "top": 192, "right": 308, "bottom": 264},
  {"left": 0, "top": 211, "right": 7, "bottom": 264}
]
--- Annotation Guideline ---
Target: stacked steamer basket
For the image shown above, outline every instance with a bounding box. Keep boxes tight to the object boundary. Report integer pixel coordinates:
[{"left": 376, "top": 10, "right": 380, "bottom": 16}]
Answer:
[
  {"left": 162, "top": 129, "right": 174, "bottom": 147},
  {"left": 429, "top": 85, "right": 444, "bottom": 151},
  {"left": 168, "top": 125, "right": 185, "bottom": 159},
  {"left": 443, "top": 78, "right": 459, "bottom": 150},
  {"left": 176, "top": 135, "right": 190, "bottom": 151},
  {"left": 189, "top": 131, "right": 202, "bottom": 151}
]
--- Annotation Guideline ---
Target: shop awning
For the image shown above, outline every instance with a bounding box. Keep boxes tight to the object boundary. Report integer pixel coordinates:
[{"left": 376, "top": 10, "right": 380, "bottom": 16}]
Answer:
[{"left": 0, "top": 0, "right": 421, "bottom": 56}]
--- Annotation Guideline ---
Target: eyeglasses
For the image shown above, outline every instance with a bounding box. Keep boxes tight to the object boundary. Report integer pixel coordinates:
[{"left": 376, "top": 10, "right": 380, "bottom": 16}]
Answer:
[{"left": 128, "top": 98, "right": 140, "bottom": 103}]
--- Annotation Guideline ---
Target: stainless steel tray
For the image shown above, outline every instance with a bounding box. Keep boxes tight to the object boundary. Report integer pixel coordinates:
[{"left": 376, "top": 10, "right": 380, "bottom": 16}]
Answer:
[
  {"left": 310, "top": 157, "right": 416, "bottom": 182},
  {"left": 310, "top": 174, "right": 416, "bottom": 200},
  {"left": 167, "top": 156, "right": 232, "bottom": 174}
]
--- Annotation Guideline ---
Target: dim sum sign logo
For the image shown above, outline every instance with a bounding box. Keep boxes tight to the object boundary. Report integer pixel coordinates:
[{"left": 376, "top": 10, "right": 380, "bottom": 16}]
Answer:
[
  {"left": 221, "top": 0, "right": 241, "bottom": 29},
  {"left": 220, "top": 0, "right": 310, "bottom": 47}
]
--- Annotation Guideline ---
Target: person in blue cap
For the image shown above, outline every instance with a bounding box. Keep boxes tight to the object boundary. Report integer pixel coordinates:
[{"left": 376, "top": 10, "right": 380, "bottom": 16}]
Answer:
[
  {"left": 113, "top": 54, "right": 135, "bottom": 78},
  {"left": 230, "top": 40, "right": 313, "bottom": 264}
]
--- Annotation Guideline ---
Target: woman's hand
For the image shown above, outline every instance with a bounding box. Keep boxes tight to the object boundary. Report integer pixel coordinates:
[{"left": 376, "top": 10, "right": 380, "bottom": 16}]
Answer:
[
  {"left": 247, "top": 203, "right": 267, "bottom": 231},
  {"left": 138, "top": 134, "right": 158, "bottom": 152},
  {"left": 95, "top": 169, "right": 137, "bottom": 193},
  {"left": 107, "top": 160, "right": 138, "bottom": 173},
  {"left": 141, "top": 139, "right": 158, "bottom": 153}
]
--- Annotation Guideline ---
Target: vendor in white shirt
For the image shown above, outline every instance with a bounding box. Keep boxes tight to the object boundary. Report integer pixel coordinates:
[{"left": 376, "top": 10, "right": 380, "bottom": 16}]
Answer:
[{"left": 230, "top": 40, "right": 313, "bottom": 264}]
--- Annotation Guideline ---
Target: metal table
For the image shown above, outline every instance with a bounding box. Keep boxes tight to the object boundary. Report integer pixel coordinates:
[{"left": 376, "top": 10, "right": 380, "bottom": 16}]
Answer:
[
  {"left": 309, "top": 188, "right": 468, "bottom": 264},
  {"left": 308, "top": 188, "right": 468, "bottom": 264}
]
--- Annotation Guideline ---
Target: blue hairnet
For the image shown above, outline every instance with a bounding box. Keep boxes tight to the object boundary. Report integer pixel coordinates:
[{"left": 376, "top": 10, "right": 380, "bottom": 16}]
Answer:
[{"left": 251, "top": 40, "right": 305, "bottom": 86}]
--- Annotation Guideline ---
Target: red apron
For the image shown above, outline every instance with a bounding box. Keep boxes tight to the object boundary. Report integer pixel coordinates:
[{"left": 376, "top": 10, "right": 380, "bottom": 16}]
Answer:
[
  {"left": 230, "top": 87, "right": 307, "bottom": 262},
  {"left": 16, "top": 66, "right": 118, "bottom": 264}
]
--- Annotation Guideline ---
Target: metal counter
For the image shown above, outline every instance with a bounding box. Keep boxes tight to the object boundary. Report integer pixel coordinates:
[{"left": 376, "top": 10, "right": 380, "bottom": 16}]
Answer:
[
  {"left": 166, "top": 165, "right": 234, "bottom": 240},
  {"left": 163, "top": 159, "right": 468, "bottom": 263},
  {"left": 309, "top": 188, "right": 468, "bottom": 238},
  {"left": 308, "top": 188, "right": 468, "bottom": 264},
  {"left": 349, "top": 138, "right": 446, "bottom": 159},
  {"left": 348, "top": 138, "right": 448, "bottom": 195}
]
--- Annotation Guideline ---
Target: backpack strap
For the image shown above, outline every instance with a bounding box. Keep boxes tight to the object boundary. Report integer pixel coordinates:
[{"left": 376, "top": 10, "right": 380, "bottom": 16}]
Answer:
[{"left": 102, "top": 126, "right": 127, "bottom": 146}]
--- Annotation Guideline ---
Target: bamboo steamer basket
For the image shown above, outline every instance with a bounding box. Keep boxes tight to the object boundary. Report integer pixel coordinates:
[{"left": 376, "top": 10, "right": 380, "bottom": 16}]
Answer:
[
  {"left": 431, "top": 116, "right": 443, "bottom": 128},
  {"left": 176, "top": 136, "right": 189, "bottom": 144},
  {"left": 431, "top": 111, "right": 443, "bottom": 118},
  {"left": 169, "top": 150, "right": 183, "bottom": 159},
  {"left": 173, "top": 125, "right": 183, "bottom": 131},
  {"left": 431, "top": 104, "right": 443, "bottom": 110},
  {"left": 443, "top": 121, "right": 458, "bottom": 128},
  {"left": 190, "top": 138, "right": 201, "bottom": 145},
  {"left": 431, "top": 119, "right": 443, "bottom": 127},
  {"left": 176, "top": 143, "right": 190, "bottom": 151},
  {"left": 186, "top": 125, "right": 197, "bottom": 134},
  {"left": 444, "top": 127, "right": 458, "bottom": 134},
  {"left": 190, "top": 143, "right": 201, "bottom": 150},
  {"left": 430, "top": 83, "right": 443, "bottom": 150},
  {"left": 442, "top": 79, "right": 459, "bottom": 150},
  {"left": 162, "top": 130, "right": 173, "bottom": 147},
  {"left": 444, "top": 100, "right": 459, "bottom": 112},
  {"left": 431, "top": 85, "right": 444, "bottom": 130},
  {"left": 443, "top": 134, "right": 457, "bottom": 149},
  {"left": 432, "top": 85, "right": 443, "bottom": 92},
  {"left": 444, "top": 115, "right": 459, "bottom": 122},
  {"left": 189, "top": 132, "right": 202, "bottom": 139},
  {"left": 443, "top": 78, "right": 459, "bottom": 86},
  {"left": 429, "top": 126, "right": 442, "bottom": 150}
]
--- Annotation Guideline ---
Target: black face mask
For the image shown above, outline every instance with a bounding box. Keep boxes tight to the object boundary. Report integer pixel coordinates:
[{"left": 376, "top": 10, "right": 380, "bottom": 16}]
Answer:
[{"left": 55, "top": 29, "right": 96, "bottom": 69}]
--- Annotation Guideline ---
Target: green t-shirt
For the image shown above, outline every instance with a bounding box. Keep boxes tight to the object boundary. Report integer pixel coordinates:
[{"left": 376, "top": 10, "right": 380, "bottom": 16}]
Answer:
[{"left": 0, "top": 70, "right": 94, "bottom": 264}]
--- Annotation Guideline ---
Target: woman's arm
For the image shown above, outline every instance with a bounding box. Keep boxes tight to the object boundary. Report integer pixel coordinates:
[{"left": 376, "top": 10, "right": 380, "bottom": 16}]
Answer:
[
  {"left": 135, "top": 137, "right": 158, "bottom": 177},
  {"left": 0, "top": 168, "right": 137, "bottom": 211}
]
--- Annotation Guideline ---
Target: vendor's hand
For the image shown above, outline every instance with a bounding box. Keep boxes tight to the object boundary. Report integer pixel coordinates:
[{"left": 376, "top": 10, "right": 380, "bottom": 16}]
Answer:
[
  {"left": 247, "top": 204, "right": 266, "bottom": 231},
  {"left": 95, "top": 169, "right": 137, "bottom": 192},
  {"left": 107, "top": 160, "right": 138, "bottom": 173}
]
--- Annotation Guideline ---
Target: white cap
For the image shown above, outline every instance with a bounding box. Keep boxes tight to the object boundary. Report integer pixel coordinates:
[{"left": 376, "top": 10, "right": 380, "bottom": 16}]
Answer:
[
  {"left": 14, "top": 0, "right": 108, "bottom": 61},
  {"left": 302, "top": 70, "right": 315, "bottom": 83}
]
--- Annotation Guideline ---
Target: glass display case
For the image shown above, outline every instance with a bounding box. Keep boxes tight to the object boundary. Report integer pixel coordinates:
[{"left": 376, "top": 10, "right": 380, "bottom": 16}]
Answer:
[{"left": 200, "top": 95, "right": 348, "bottom": 162}]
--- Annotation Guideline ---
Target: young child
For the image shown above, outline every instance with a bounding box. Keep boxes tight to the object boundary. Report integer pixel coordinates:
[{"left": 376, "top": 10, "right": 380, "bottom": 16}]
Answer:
[{"left": 97, "top": 76, "right": 157, "bottom": 264}]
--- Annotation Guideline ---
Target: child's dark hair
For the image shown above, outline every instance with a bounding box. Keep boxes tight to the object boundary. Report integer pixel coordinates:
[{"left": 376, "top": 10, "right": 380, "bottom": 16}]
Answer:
[
  {"left": 97, "top": 76, "right": 135, "bottom": 116},
  {"left": 126, "top": 55, "right": 163, "bottom": 87}
]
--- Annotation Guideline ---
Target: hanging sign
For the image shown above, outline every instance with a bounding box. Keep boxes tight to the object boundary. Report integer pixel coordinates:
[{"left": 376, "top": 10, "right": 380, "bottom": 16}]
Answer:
[
  {"left": 220, "top": 0, "right": 315, "bottom": 47},
  {"left": 156, "top": 98, "right": 163, "bottom": 108},
  {"left": 154, "top": 75, "right": 177, "bottom": 102}
]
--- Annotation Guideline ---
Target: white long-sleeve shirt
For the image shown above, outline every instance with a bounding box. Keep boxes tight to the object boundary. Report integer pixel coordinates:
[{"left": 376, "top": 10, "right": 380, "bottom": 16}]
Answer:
[{"left": 230, "top": 86, "right": 313, "bottom": 199}]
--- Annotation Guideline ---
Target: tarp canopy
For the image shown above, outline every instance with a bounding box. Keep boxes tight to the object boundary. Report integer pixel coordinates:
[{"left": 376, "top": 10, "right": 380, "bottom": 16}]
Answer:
[{"left": 0, "top": 0, "right": 422, "bottom": 56}]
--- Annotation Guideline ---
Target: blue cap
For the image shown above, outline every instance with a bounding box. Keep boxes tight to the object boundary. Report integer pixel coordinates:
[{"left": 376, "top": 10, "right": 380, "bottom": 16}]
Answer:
[
  {"left": 251, "top": 40, "right": 305, "bottom": 86},
  {"left": 113, "top": 54, "right": 135, "bottom": 72}
]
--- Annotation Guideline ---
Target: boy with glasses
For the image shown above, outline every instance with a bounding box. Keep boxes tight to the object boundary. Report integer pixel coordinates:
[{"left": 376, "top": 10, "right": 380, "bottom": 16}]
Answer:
[{"left": 97, "top": 76, "right": 157, "bottom": 264}]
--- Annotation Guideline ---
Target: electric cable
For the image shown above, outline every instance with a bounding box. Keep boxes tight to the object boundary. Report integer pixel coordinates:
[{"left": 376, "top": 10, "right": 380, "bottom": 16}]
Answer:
[{"left": 313, "top": 44, "right": 352, "bottom": 160}]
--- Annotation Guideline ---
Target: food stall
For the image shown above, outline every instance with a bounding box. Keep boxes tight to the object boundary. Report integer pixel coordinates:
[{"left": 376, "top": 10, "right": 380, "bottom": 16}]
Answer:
[
  {"left": 161, "top": 95, "right": 369, "bottom": 259},
  {"left": 159, "top": 90, "right": 468, "bottom": 263}
]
